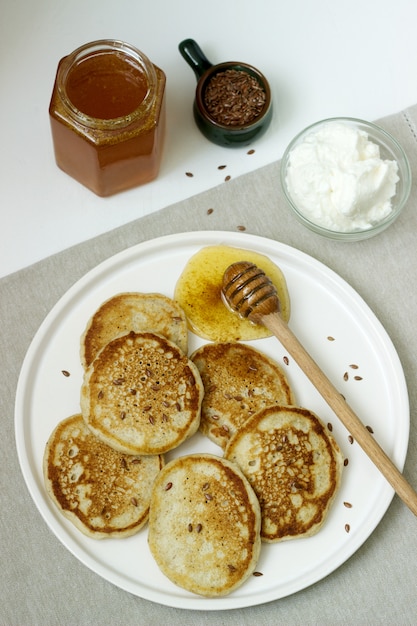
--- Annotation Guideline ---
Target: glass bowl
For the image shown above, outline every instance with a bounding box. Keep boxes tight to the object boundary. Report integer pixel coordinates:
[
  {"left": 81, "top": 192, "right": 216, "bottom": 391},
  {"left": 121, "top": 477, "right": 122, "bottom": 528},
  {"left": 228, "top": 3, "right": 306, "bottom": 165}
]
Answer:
[{"left": 280, "top": 117, "right": 412, "bottom": 241}]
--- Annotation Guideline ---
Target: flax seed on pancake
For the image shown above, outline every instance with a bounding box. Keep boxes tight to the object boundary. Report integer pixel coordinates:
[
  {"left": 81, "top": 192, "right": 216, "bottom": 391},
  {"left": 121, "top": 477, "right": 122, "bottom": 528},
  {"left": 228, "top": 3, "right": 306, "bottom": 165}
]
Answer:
[
  {"left": 191, "top": 342, "right": 295, "bottom": 449},
  {"left": 148, "top": 453, "right": 261, "bottom": 596},
  {"left": 80, "top": 331, "right": 204, "bottom": 455}
]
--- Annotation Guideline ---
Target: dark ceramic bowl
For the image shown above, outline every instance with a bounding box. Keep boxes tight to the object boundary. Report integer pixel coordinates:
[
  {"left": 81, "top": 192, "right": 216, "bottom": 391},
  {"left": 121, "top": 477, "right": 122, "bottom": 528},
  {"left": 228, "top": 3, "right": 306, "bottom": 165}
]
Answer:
[{"left": 179, "top": 39, "right": 272, "bottom": 147}]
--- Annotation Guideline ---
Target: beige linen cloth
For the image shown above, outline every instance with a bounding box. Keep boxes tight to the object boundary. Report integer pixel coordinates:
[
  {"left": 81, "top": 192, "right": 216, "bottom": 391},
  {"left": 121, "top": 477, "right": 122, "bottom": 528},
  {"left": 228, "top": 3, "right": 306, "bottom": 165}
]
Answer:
[{"left": 1, "top": 105, "right": 417, "bottom": 625}]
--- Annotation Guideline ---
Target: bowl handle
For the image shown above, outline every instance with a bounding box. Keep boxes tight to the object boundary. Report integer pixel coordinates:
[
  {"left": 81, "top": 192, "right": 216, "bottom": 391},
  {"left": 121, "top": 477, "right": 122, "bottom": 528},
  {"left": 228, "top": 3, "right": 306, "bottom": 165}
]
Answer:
[{"left": 178, "top": 39, "right": 213, "bottom": 81}]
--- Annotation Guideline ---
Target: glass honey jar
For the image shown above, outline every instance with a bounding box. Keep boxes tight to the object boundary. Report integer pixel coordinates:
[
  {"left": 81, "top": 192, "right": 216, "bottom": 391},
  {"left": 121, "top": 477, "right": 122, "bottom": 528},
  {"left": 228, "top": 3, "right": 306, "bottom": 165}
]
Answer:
[{"left": 49, "top": 40, "right": 166, "bottom": 197}]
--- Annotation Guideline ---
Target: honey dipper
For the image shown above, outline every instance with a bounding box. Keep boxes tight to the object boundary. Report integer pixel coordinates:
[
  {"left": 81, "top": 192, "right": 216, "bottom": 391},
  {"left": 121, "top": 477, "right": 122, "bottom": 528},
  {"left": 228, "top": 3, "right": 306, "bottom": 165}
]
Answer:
[{"left": 222, "top": 260, "right": 417, "bottom": 517}]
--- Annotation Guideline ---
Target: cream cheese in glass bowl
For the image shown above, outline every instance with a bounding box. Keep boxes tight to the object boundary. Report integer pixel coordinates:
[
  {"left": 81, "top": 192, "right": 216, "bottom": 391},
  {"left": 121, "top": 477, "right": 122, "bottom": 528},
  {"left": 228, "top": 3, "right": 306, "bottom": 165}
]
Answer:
[{"left": 280, "top": 117, "right": 411, "bottom": 241}]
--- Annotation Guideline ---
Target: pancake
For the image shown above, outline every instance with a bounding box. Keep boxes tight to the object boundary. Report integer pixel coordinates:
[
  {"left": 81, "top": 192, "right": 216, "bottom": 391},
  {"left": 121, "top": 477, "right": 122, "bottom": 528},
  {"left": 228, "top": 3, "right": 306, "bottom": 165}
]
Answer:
[
  {"left": 224, "top": 405, "right": 343, "bottom": 542},
  {"left": 81, "top": 292, "right": 188, "bottom": 369},
  {"left": 80, "top": 331, "right": 204, "bottom": 455},
  {"left": 191, "top": 342, "right": 295, "bottom": 449},
  {"left": 43, "top": 414, "right": 163, "bottom": 539},
  {"left": 174, "top": 245, "right": 291, "bottom": 342},
  {"left": 148, "top": 453, "right": 261, "bottom": 596}
]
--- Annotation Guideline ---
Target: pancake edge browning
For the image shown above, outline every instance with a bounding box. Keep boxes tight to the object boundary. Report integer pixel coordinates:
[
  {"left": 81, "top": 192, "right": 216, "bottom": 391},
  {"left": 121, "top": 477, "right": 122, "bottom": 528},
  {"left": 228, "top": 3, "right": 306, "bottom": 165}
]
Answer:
[
  {"left": 225, "top": 405, "right": 343, "bottom": 542},
  {"left": 80, "top": 331, "right": 204, "bottom": 455},
  {"left": 80, "top": 292, "right": 188, "bottom": 369},
  {"left": 191, "top": 341, "right": 295, "bottom": 449},
  {"left": 148, "top": 453, "right": 262, "bottom": 597},
  {"left": 43, "top": 414, "right": 164, "bottom": 539}
]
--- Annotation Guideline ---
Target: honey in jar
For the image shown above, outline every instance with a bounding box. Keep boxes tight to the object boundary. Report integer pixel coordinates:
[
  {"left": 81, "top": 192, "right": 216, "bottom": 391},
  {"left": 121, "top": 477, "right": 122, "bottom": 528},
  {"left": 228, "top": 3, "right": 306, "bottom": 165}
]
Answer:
[{"left": 49, "top": 40, "right": 166, "bottom": 197}]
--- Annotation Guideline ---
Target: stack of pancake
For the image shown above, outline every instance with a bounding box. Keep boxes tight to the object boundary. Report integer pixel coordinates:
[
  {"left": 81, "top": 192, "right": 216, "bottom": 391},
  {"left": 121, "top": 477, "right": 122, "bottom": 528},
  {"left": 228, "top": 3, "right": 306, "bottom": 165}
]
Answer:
[
  {"left": 190, "top": 342, "right": 344, "bottom": 544},
  {"left": 44, "top": 293, "right": 203, "bottom": 539},
  {"left": 43, "top": 290, "right": 343, "bottom": 597}
]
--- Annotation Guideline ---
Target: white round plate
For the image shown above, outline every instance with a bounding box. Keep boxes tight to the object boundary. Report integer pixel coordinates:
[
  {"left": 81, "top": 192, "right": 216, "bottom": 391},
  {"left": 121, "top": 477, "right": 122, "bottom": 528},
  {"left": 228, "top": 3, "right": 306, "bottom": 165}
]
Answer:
[{"left": 15, "top": 231, "right": 409, "bottom": 610}]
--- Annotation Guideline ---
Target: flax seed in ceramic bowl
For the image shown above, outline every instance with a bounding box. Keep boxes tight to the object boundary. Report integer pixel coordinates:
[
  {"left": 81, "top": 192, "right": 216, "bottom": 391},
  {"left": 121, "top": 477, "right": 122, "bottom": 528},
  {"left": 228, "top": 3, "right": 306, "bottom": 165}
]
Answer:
[{"left": 179, "top": 39, "right": 272, "bottom": 147}]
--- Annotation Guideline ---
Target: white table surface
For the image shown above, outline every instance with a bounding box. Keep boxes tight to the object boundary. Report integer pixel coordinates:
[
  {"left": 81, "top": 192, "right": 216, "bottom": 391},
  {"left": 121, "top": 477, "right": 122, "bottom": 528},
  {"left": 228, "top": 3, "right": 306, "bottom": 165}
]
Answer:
[{"left": 1, "top": 0, "right": 417, "bottom": 279}]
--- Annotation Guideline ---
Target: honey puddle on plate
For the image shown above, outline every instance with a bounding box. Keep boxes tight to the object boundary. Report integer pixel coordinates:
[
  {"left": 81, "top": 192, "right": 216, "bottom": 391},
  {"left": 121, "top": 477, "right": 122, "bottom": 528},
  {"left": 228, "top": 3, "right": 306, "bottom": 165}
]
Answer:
[{"left": 174, "top": 245, "right": 290, "bottom": 342}]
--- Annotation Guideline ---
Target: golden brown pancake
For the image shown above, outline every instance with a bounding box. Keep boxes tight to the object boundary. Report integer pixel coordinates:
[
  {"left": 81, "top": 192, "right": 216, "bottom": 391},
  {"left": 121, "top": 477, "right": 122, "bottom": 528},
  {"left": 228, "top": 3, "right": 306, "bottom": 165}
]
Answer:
[
  {"left": 148, "top": 453, "right": 261, "bottom": 596},
  {"left": 80, "top": 292, "right": 188, "bottom": 369},
  {"left": 191, "top": 342, "right": 295, "bottom": 449},
  {"left": 174, "top": 245, "right": 291, "bottom": 342},
  {"left": 80, "top": 331, "right": 204, "bottom": 455},
  {"left": 43, "top": 414, "right": 163, "bottom": 539},
  {"left": 224, "top": 405, "right": 343, "bottom": 542}
]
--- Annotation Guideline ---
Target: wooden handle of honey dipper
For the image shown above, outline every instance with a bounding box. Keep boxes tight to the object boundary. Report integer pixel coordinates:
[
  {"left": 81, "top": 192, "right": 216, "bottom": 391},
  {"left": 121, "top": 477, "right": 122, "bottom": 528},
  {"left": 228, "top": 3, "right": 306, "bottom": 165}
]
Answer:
[
  {"left": 222, "top": 261, "right": 417, "bottom": 517},
  {"left": 262, "top": 310, "right": 417, "bottom": 516}
]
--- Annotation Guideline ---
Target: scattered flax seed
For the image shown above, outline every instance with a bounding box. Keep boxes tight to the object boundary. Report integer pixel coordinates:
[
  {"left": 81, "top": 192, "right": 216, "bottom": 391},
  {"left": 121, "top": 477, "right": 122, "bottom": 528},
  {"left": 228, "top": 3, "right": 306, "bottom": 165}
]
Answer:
[
  {"left": 224, "top": 175, "right": 231, "bottom": 182},
  {"left": 327, "top": 336, "right": 335, "bottom": 341},
  {"left": 247, "top": 149, "right": 255, "bottom": 155},
  {"left": 227, "top": 564, "right": 237, "bottom": 572},
  {"left": 253, "top": 571, "right": 263, "bottom": 577},
  {"left": 185, "top": 171, "right": 194, "bottom": 177},
  {"left": 345, "top": 523, "right": 351, "bottom": 533},
  {"left": 366, "top": 425, "right": 374, "bottom": 434},
  {"left": 97, "top": 390, "right": 104, "bottom": 399},
  {"left": 129, "top": 388, "right": 137, "bottom": 395},
  {"left": 113, "top": 378, "right": 125, "bottom": 385},
  {"left": 327, "top": 422, "right": 333, "bottom": 432},
  {"left": 237, "top": 225, "right": 246, "bottom": 231},
  {"left": 354, "top": 376, "right": 363, "bottom": 381},
  {"left": 344, "top": 501, "right": 353, "bottom": 508},
  {"left": 343, "top": 372, "right": 349, "bottom": 381},
  {"left": 131, "top": 458, "right": 141, "bottom": 464},
  {"left": 202, "top": 482, "right": 210, "bottom": 491},
  {"left": 349, "top": 364, "right": 359, "bottom": 369},
  {"left": 61, "top": 370, "right": 70, "bottom": 377},
  {"left": 348, "top": 435, "right": 354, "bottom": 444},
  {"left": 120, "top": 411, "right": 126, "bottom": 420},
  {"left": 196, "top": 523, "right": 203, "bottom": 533},
  {"left": 175, "top": 401, "right": 181, "bottom": 411},
  {"left": 162, "top": 414, "right": 169, "bottom": 422},
  {"left": 205, "top": 493, "right": 213, "bottom": 501},
  {"left": 212, "top": 414, "right": 219, "bottom": 420},
  {"left": 283, "top": 355, "right": 289, "bottom": 366},
  {"left": 207, "top": 208, "right": 214, "bottom": 215},
  {"left": 121, "top": 458, "right": 128, "bottom": 469},
  {"left": 218, "top": 164, "right": 227, "bottom": 170},
  {"left": 188, "top": 523, "right": 193, "bottom": 532},
  {"left": 148, "top": 416, "right": 155, "bottom": 425},
  {"left": 131, "top": 497, "right": 138, "bottom": 507},
  {"left": 222, "top": 424, "right": 230, "bottom": 432},
  {"left": 165, "top": 482, "right": 173, "bottom": 491},
  {"left": 344, "top": 458, "right": 349, "bottom": 467}
]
